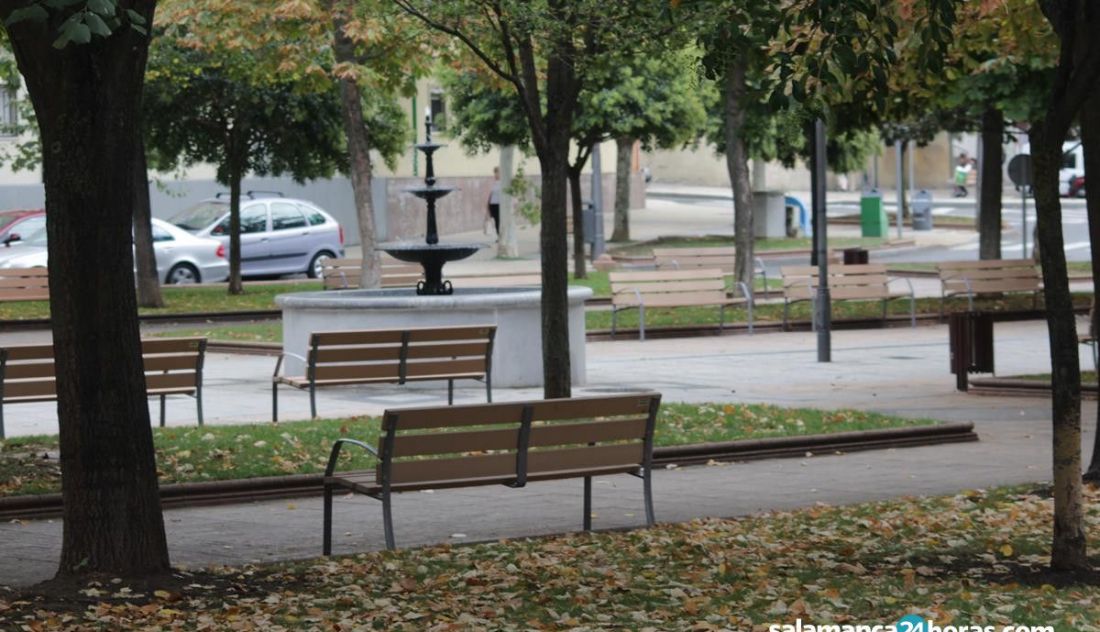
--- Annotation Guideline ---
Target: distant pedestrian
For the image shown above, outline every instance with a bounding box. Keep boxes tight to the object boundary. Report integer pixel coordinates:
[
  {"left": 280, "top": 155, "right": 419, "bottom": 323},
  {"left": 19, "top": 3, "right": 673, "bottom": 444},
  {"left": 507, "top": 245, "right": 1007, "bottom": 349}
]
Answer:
[
  {"left": 953, "top": 153, "right": 972, "bottom": 198},
  {"left": 487, "top": 167, "right": 501, "bottom": 237}
]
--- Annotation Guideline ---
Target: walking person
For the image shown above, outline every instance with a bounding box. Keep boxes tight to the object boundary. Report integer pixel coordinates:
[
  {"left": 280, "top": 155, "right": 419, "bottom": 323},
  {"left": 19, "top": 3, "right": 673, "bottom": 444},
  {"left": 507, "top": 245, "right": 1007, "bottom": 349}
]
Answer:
[
  {"left": 487, "top": 167, "right": 501, "bottom": 237},
  {"left": 953, "top": 152, "right": 972, "bottom": 198}
]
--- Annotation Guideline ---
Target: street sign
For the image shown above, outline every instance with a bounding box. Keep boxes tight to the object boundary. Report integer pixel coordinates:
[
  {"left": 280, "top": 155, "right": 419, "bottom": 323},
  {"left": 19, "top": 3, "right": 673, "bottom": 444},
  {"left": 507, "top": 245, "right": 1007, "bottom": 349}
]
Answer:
[{"left": 1007, "top": 153, "right": 1033, "bottom": 188}]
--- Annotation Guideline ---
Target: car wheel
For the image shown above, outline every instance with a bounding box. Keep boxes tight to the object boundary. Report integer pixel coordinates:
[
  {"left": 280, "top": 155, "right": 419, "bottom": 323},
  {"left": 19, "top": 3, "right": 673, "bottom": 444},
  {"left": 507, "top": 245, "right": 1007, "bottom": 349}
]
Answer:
[
  {"left": 166, "top": 263, "right": 200, "bottom": 285},
  {"left": 308, "top": 251, "right": 335, "bottom": 279}
]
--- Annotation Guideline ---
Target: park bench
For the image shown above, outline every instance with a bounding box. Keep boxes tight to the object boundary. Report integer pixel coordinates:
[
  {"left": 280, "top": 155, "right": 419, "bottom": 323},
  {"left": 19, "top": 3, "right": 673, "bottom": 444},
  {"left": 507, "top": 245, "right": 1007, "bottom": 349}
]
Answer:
[
  {"left": 609, "top": 268, "right": 753, "bottom": 340},
  {"left": 322, "top": 257, "right": 422, "bottom": 290},
  {"left": 780, "top": 264, "right": 915, "bottom": 330},
  {"left": 322, "top": 391, "right": 662, "bottom": 552},
  {"left": 272, "top": 324, "right": 496, "bottom": 422},
  {"left": 652, "top": 246, "right": 769, "bottom": 289},
  {"left": 0, "top": 337, "right": 207, "bottom": 439},
  {"left": 0, "top": 267, "right": 49, "bottom": 302},
  {"left": 937, "top": 259, "right": 1042, "bottom": 316}
]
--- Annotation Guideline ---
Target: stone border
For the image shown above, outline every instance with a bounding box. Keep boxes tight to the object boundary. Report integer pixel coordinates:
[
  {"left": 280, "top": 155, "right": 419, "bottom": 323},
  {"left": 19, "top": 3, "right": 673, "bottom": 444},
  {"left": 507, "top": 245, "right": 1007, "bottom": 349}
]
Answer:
[
  {"left": 967, "top": 377, "right": 1098, "bottom": 400},
  {"left": 0, "top": 422, "right": 976, "bottom": 521}
]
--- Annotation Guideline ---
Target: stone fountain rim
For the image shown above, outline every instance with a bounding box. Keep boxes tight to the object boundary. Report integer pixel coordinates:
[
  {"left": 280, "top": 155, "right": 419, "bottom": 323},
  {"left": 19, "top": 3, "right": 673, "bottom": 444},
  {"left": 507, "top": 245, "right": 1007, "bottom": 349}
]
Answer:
[{"left": 275, "top": 285, "right": 593, "bottom": 310}]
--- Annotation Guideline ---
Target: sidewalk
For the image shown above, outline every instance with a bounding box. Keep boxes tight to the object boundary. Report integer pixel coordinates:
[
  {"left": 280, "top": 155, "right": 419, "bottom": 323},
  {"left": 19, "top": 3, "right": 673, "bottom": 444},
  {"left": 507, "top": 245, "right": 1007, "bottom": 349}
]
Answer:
[{"left": 1, "top": 320, "right": 1095, "bottom": 587}]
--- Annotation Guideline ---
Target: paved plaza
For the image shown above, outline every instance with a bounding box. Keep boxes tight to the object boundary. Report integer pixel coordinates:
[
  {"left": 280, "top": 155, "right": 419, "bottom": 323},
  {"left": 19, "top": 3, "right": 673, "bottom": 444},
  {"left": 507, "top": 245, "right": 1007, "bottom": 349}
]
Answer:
[{"left": 1, "top": 319, "right": 1095, "bottom": 587}]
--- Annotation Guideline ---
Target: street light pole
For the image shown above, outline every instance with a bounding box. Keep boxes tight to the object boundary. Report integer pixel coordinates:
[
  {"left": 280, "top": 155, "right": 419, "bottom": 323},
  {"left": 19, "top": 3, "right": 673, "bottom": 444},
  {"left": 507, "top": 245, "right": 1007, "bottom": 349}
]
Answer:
[{"left": 812, "top": 118, "right": 831, "bottom": 362}]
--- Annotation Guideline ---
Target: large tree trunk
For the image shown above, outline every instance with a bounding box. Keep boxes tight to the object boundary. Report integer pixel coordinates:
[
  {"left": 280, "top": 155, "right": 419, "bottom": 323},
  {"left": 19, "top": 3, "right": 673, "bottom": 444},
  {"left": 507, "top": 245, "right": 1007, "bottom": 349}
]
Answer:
[
  {"left": 497, "top": 145, "right": 519, "bottom": 257},
  {"left": 724, "top": 59, "right": 754, "bottom": 289},
  {"left": 610, "top": 136, "right": 632, "bottom": 242},
  {"left": 1031, "top": 123, "right": 1088, "bottom": 571},
  {"left": 539, "top": 138, "right": 572, "bottom": 398},
  {"left": 1080, "top": 94, "right": 1100, "bottom": 481},
  {"left": 133, "top": 127, "right": 164, "bottom": 307},
  {"left": 978, "top": 107, "right": 1004, "bottom": 260},
  {"left": 568, "top": 157, "right": 587, "bottom": 279},
  {"left": 330, "top": 0, "right": 381, "bottom": 287},
  {"left": 4, "top": 1, "right": 170, "bottom": 577}
]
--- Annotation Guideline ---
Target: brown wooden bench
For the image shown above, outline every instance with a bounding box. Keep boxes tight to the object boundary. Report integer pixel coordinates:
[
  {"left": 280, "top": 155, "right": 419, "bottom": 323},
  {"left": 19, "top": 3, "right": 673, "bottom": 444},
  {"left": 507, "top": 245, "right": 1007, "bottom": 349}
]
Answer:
[
  {"left": 322, "top": 257, "right": 422, "bottom": 289},
  {"left": 652, "top": 246, "right": 769, "bottom": 289},
  {"left": 0, "top": 337, "right": 207, "bottom": 439},
  {"left": 609, "top": 268, "right": 752, "bottom": 340},
  {"left": 780, "top": 264, "right": 915, "bottom": 330},
  {"left": 272, "top": 325, "right": 496, "bottom": 421},
  {"left": 937, "top": 259, "right": 1042, "bottom": 315},
  {"left": 322, "top": 392, "right": 662, "bottom": 552},
  {"left": 0, "top": 267, "right": 49, "bottom": 302}
]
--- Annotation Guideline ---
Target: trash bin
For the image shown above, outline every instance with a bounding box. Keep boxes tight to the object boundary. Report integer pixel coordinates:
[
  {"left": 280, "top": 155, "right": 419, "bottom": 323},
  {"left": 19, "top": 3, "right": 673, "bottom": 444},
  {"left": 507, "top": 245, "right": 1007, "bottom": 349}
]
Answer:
[
  {"left": 581, "top": 200, "right": 596, "bottom": 246},
  {"left": 785, "top": 195, "right": 810, "bottom": 237},
  {"left": 842, "top": 248, "right": 869, "bottom": 265},
  {"left": 948, "top": 311, "right": 994, "bottom": 391},
  {"left": 859, "top": 189, "right": 887, "bottom": 238},
  {"left": 912, "top": 189, "right": 933, "bottom": 230}
]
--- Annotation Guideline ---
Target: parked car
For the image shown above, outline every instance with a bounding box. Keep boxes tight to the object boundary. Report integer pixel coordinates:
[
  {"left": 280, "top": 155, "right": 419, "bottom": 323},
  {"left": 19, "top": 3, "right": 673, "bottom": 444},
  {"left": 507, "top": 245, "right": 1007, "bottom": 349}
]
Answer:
[
  {"left": 168, "top": 192, "right": 345, "bottom": 278},
  {"left": 1069, "top": 174, "right": 1086, "bottom": 198},
  {"left": 0, "top": 209, "right": 45, "bottom": 246},
  {"left": 0, "top": 218, "right": 229, "bottom": 284}
]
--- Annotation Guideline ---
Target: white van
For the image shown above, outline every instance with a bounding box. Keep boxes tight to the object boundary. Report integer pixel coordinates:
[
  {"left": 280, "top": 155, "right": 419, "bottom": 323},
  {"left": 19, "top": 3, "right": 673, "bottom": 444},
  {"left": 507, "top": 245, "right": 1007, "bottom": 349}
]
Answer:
[{"left": 1017, "top": 141, "right": 1083, "bottom": 196}]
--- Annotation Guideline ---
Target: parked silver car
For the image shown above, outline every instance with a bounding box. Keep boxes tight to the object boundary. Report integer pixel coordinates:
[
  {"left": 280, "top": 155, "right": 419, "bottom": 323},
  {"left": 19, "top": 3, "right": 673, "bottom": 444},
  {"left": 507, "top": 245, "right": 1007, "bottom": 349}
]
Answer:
[
  {"left": 168, "top": 193, "right": 345, "bottom": 278},
  {"left": 0, "top": 218, "right": 229, "bottom": 284}
]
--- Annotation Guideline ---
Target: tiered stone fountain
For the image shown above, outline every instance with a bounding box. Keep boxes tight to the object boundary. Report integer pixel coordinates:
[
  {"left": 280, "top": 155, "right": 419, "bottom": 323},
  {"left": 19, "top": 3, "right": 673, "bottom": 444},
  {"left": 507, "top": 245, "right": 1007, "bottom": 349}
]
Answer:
[{"left": 275, "top": 115, "right": 590, "bottom": 388}]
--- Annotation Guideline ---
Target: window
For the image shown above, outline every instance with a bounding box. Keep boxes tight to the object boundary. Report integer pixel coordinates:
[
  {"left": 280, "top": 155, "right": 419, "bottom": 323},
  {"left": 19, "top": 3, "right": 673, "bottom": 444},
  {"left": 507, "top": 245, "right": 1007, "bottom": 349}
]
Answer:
[
  {"left": 151, "top": 225, "right": 174, "bottom": 242},
  {"left": 301, "top": 204, "right": 327, "bottom": 226},
  {"left": 0, "top": 87, "right": 18, "bottom": 135},
  {"left": 212, "top": 205, "right": 268, "bottom": 235},
  {"left": 430, "top": 89, "right": 446, "bottom": 131},
  {"left": 1062, "top": 152, "right": 1077, "bottom": 170},
  {"left": 271, "top": 202, "right": 307, "bottom": 230}
]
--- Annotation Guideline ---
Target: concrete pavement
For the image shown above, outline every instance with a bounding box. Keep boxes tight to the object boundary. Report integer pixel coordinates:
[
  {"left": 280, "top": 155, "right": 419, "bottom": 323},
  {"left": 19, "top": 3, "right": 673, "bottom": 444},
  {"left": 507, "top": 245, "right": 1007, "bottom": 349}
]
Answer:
[{"left": 1, "top": 319, "right": 1096, "bottom": 587}]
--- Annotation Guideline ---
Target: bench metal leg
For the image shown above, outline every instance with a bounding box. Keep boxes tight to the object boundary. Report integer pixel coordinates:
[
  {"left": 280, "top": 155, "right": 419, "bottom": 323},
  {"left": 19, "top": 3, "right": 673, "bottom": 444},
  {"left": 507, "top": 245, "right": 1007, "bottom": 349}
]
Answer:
[
  {"left": 583, "top": 475, "right": 593, "bottom": 531},
  {"left": 485, "top": 373, "right": 492, "bottom": 403},
  {"left": 196, "top": 390, "right": 204, "bottom": 427},
  {"left": 272, "top": 381, "right": 279, "bottom": 423},
  {"left": 610, "top": 308, "right": 617, "bottom": 340},
  {"left": 881, "top": 299, "right": 887, "bottom": 322},
  {"left": 643, "top": 468, "right": 655, "bottom": 527},
  {"left": 783, "top": 300, "right": 790, "bottom": 331},
  {"left": 382, "top": 493, "right": 396, "bottom": 550},
  {"left": 309, "top": 383, "right": 317, "bottom": 419},
  {"left": 719, "top": 305, "right": 726, "bottom": 332},
  {"left": 0, "top": 405, "right": 5, "bottom": 441},
  {"left": 448, "top": 379, "right": 454, "bottom": 405},
  {"left": 638, "top": 305, "right": 646, "bottom": 341},
  {"left": 322, "top": 483, "right": 333, "bottom": 556},
  {"left": 159, "top": 394, "right": 166, "bottom": 428}
]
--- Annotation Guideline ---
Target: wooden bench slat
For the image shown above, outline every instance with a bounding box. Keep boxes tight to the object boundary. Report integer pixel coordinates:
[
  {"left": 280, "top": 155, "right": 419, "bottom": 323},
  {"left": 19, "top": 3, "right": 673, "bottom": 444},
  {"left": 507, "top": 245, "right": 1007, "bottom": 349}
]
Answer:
[
  {"left": 3, "top": 379, "right": 57, "bottom": 398},
  {"left": 384, "top": 402, "right": 528, "bottom": 430},
  {"left": 313, "top": 345, "right": 403, "bottom": 363},
  {"left": 141, "top": 338, "right": 206, "bottom": 354},
  {"left": 527, "top": 443, "right": 644, "bottom": 474},
  {"left": 3, "top": 363, "right": 56, "bottom": 379},
  {"left": 614, "top": 292, "right": 731, "bottom": 308},
  {"left": 941, "top": 269, "right": 1040, "bottom": 281},
  {"left": 617, "top": 279, "right": 726, "bottom": 294},
  {"left": 388, "top": 451, "right": 516, "bottom": 484},
  {"left": 0, "top": 290, "right": 48, "bottom": 300},
  {"left": 652, "top": 247, "right": 736, "bottom": 257},
  {"left": 145, "top": 372, "right": 198, "bottom": 391},
  {"left": 946, "top": 279, "right": 1041, "bottom": 293},
  {"left": 406, "top": 326, "right": 495, "bottom": 342},
  {"left": 143, "top": 354, "right": 202, "bottom": 372},
  {"left": 390, "top": 418, "right": 649, "bottom": 458},
  {"left": 405, "top": 341, "right": 492, "bottom": 359},
  {"left": 3, "top": 346, "right": 56, "bottom": 361},
  {"left": 405, "top": 358, "right": 488, "bottom": 378},
  {"left": 938, "top": 259, "right": 1037, "bottom": 271},
  {"left": 527, "top": 393, "right": 658, "bottom": 421},
  {"left": 313, "top": 362, "right": 401, "bottom": 381},
  {"left": 610, "top": 268, "right": 726, "bottom": 282},
  {"left": 312, "top": 330, "right": 408, "bottom": 346},
  {"left": 0, "top": 278, "right": 49, "bottom": 289}
]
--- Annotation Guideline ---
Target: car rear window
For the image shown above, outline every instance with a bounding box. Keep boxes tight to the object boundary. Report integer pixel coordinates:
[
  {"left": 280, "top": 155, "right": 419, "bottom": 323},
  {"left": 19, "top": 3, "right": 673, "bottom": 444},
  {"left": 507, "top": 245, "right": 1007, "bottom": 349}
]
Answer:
[
  {"left": 301, "top": 205, "right": 327, "bottom": 226},
  {"left": 170, "top": 201, "right": 228, "bottom": 231},
  {"left": 271, "top": 202, "right": 307, "bottom": 230}
]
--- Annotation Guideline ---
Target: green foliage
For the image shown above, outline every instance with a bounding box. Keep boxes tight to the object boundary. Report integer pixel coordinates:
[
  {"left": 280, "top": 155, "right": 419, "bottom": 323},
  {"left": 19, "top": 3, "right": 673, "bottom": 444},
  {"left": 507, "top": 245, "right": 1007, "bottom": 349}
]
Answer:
[
  {"left": 143, "top": 37, "right": 347, "bottom": 186},
  {"left": 440, "top": 66, "right": 531, "bottom": 155},
  {"left": 504, "top": 162, "right": 540, "bottom": 225},
  {"left": 4, "top": 0, "right": 147, "bottom": 48},
  {"left": 359, "top": 90, "right": 410, "bottom": 171}
]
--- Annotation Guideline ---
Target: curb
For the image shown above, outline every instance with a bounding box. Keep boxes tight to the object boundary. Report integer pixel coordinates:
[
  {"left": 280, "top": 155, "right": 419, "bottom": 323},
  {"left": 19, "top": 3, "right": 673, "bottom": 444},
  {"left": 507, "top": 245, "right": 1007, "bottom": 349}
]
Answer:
[
  {"left": 967, "top": 377, "right": 1098, "bottom": 400},
  {"left": 0, "top": 423, "right": 976, "bottom": 522}
]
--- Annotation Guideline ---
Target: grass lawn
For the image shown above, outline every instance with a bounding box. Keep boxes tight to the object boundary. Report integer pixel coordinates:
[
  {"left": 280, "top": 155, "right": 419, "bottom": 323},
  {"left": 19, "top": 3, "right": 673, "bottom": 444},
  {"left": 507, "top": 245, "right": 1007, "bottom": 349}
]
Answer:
[
  {"left": 0, "top": 402, "right": 935, "bottom": 498},
  {"left": 0, "top": 281, "right": 323, "bottom": 321},
  {"left": 607, "top": 234, "right": 887, "bottom": 257},
  {"left": 4, "top": 484, "right": 1098, "bottom": 630},
  {"left": 588, "top": 293, "right": 1085, "bottom": 332}
]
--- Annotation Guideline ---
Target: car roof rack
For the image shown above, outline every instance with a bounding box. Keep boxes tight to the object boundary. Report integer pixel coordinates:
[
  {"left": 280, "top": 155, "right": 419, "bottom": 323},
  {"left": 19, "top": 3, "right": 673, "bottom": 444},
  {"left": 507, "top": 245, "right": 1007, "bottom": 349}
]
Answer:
[{"left": 246, "top": 190, "right": 285, "bottom": 198}]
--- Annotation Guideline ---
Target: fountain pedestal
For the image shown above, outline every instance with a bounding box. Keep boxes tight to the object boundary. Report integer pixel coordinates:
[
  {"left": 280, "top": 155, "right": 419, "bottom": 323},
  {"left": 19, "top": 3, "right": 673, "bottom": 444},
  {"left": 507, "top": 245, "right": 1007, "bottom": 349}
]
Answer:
[{"left": 276, "top": 286, "right": 591, "bottom": 388}]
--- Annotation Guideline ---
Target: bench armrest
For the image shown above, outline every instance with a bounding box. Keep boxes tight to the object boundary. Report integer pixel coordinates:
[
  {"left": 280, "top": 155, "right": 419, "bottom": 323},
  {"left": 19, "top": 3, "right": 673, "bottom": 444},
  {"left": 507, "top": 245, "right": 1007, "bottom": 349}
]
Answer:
[
  {"left": 325, "top": 438, "right": 379, "bottom": 477},
  {"left": 886, "top": 276, "right": 915, "bottom": 298},
  {"left": 272, "top": 351, "right": 308, "bottom": 378}
]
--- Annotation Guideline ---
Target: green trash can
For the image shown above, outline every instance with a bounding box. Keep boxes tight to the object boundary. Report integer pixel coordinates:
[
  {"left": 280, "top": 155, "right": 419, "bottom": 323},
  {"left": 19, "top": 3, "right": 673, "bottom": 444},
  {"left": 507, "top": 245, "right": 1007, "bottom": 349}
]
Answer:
[{"left": 860, "top": 189, "right": 887, "bottom": 238}]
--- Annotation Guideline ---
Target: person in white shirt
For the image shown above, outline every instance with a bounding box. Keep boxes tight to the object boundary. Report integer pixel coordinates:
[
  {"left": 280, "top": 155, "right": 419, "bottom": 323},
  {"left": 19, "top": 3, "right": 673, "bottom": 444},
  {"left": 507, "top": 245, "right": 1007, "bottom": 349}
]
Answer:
[{"left": 487, "top": 167, "right": 501, "bottom": 236}]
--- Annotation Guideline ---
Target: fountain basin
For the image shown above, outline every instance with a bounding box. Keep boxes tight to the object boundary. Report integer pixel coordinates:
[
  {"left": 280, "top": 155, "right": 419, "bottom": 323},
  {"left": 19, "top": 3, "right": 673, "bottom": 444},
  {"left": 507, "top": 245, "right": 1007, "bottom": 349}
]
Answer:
[{"left": 276, "top": 286, "right": 592, "bottom": 388}]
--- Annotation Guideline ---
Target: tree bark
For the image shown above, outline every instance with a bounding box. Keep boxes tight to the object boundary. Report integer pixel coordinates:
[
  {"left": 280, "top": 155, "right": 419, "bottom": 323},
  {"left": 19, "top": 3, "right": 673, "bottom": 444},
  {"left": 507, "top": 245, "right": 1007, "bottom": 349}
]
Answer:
[
  {"left": 497, "top": 145, "right": 519, "bottom": 257},
  {"left": 610, "top": 136, "right": 632, "bottom": 242},
  {"left": 330, "top": 0, "right": 381, "bottom": 287},
  {"left": 4, "top": 1, "right": 170, "bottom": 577},
  {"left": 1080, "top": 93, "right": 1100, "bottom": 481},
  {"left": 568, "top": 156, "right": 587, "bottom": 279},
  {"left": 133, "top": 126, "right": 164, "bottom": 307},
  {"left": 539, "top": 138, "right": 572, "bottom": 398},
  {"left": 724, "top": 58, "right": 754, "bottom": 289},
  {"left": 978, "top": 107, "right": 1004, "bottom": 260},
  {"left": 227, "top": 145, "right": 244, "bottom": 295},
  {"left": 1031, "top": 123, "right": 1088, "bottom": 571}
]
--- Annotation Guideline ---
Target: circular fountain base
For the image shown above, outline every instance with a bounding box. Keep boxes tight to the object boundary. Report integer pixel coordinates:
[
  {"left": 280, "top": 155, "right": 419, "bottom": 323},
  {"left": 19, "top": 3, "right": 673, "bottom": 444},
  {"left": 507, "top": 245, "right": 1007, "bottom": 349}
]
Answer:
[{"left": 275, "top": 286, "right": 592, "bottom": 388}]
